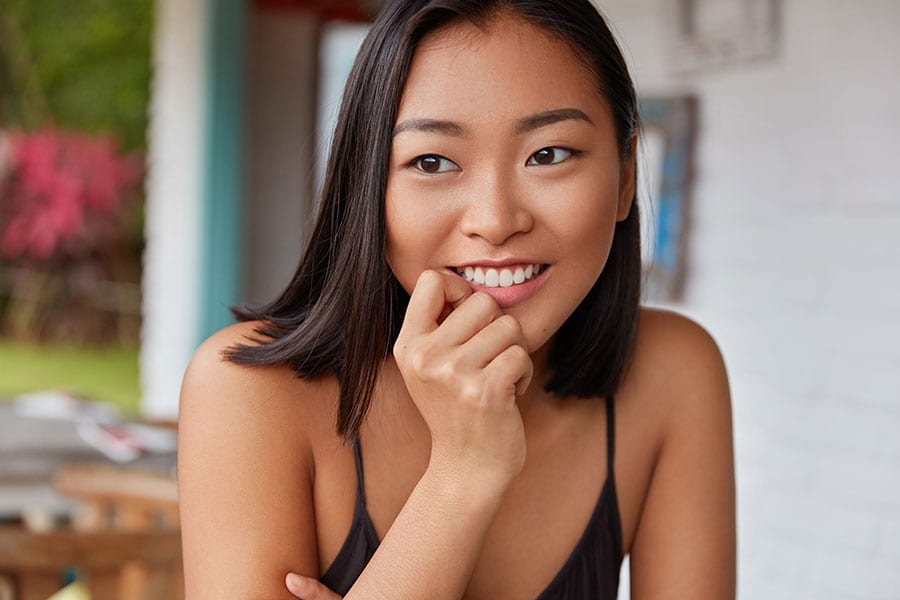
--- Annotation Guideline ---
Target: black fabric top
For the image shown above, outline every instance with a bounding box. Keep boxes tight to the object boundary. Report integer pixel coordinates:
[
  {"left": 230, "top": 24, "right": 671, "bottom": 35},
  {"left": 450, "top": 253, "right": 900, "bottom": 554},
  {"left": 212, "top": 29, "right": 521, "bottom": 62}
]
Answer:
[{"left": 320, "top": 396, "right": 623, "bottom": 598}]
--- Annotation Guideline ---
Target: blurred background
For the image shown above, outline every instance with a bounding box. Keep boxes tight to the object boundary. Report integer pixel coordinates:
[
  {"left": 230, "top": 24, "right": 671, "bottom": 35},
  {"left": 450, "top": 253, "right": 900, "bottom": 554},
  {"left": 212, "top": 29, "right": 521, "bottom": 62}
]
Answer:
[
  {"left": 0, "top": 0, "right": 898, "bottom": 598},
  {"left": 0, "top": 0, "right": 150, "bottom": 414}
]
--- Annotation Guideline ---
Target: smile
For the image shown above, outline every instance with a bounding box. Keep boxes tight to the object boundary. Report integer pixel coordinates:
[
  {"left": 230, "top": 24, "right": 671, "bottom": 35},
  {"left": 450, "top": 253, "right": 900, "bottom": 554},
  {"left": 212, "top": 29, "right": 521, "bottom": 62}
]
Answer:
[{"left": 455, "top": 263, "right": 544, "bottom": 288}]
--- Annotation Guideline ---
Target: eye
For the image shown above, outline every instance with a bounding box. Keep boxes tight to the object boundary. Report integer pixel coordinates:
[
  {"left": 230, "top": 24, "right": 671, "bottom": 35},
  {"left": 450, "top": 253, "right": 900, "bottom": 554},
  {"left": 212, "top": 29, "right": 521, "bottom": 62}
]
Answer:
[
  {"left": 526, "top": 147, "right": 577, "bottom": 166},
  {"left": 411, "top": 154, "right": 460, "bottom": 174}
]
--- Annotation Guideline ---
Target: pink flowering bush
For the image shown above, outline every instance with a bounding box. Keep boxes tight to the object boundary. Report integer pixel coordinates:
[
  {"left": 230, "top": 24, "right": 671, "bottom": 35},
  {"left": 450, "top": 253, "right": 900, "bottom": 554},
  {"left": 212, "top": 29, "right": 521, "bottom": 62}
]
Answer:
[
  {"left": 0, "top": 129, "right": 143, "bottom": 263},
  {"left": 0, "top": 129, "right": 144, "bottom": 343}
]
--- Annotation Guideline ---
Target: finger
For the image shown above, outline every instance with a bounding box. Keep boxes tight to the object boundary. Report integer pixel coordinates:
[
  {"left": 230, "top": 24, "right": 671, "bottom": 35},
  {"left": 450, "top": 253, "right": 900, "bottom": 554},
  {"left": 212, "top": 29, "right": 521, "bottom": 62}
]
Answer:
[
  {"left": 285, "top": 573, "right": 343, "bottom": 600},
  {"left": 485, "top": 344, "right": 534, "bottom": 398},
  {"left": 452, "top": 313, "right": 524, "bottom": 368},
  {"left": 434, "top": 291, "right": 503, "bottom": 347},
  {"left": 402, "top": 270, "right": 473, "bottom": 335},
  {"left": 515, "top": 352, "right": 535, "bottom": 396}
]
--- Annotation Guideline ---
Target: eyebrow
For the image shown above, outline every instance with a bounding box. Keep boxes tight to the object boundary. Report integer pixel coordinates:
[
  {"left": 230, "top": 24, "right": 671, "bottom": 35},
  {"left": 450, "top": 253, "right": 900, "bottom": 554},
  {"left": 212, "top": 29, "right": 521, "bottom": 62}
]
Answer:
[
  {"left": 515, "top": 108, "right": 594, "bottom": 134},
  {"left": 392, "top": 118, "right": 466, "bottom": 138},
  {"left": 392, "top": 108, "right": 594, "bottom": 138}
]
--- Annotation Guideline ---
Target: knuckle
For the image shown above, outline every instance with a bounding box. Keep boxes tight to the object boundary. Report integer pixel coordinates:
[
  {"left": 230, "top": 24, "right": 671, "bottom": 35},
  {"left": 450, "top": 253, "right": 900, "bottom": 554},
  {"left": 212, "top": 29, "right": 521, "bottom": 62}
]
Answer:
[
  {"left": 408, "top": 350, "right": 428, "bottom": 375},
  {"left": 459, "top": 379, "right": 483, "bottom": 404},
  {"left": 432, "top": 359, "right": 455, "bottom": 382},
  {"left": 404, "top": 339, "right": 454, "bottom": 380},
  {"left": 443, "top": 351, "right": 466, "bottom": 375},
  {"left": 392, "top": 337, "right": 407, "bottom": 360},
  {"left": 403, "top": 340, "right": 430, "bottom": 374}
]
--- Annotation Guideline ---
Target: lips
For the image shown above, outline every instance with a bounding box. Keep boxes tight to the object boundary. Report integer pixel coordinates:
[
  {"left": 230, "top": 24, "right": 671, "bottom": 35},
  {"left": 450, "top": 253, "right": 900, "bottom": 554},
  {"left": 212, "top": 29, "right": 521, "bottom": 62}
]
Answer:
[{"left": 452, "top": 262, "right": 549, "bottom": 308}]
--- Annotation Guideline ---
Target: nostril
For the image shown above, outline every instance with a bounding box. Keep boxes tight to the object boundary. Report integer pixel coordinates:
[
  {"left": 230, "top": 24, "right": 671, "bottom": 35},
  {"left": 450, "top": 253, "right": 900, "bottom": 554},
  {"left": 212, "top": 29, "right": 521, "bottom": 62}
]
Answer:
[{"left": 457, "top": 199, "right": 534, "bottom": 245}]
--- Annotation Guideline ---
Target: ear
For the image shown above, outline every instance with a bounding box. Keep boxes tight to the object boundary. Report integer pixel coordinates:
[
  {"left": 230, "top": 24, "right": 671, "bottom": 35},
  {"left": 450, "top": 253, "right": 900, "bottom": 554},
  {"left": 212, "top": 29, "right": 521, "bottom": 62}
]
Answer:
[{"left": 616, "top": 134, "right": 637, "bottom": 222}]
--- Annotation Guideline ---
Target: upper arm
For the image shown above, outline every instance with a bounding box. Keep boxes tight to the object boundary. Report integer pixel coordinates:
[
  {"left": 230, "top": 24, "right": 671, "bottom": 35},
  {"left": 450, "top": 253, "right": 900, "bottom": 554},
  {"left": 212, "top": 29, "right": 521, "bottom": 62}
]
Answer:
[
  {"left": 629, "top": 312, "right": 736, "bottom": 599},
  {"left": 178, "top": 324, "right": 319, "bottom": 599}
]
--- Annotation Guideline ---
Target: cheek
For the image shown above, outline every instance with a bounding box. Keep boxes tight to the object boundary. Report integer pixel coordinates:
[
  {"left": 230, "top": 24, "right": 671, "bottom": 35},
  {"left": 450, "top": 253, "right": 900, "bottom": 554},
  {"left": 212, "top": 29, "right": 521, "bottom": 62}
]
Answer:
[
  {"left": 384, "top": 190, "right": 451, "bottom": 293},
  {"left": 384, "top": 203, "right": 412, "bottom": 287},
  {"left": 549, "top": 173, "right": 621, "bottom": 254}
]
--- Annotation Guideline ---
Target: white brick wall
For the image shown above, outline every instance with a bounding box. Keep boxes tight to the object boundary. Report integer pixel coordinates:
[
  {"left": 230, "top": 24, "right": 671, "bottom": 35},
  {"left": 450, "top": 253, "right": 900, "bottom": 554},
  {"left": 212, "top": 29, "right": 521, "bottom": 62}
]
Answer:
[{"left": 598, "top": 0, "right": 900, "bottom": 597}]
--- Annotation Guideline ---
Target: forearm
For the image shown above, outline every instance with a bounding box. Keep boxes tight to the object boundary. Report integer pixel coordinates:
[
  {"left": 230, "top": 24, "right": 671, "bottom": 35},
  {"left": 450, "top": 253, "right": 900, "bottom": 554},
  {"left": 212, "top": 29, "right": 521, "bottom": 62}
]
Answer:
[
  {"left": 339, "top": 273, "right": 528, "bottom": 599},
  {"left": 345, "top": 461, "right": 506, "bottom": 600}
]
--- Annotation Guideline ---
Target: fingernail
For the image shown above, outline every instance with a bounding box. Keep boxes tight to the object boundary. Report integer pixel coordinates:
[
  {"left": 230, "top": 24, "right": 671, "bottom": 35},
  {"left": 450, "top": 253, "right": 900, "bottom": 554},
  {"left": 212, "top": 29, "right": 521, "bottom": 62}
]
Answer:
[{"left": 286, "top": 573, "right": 307, "bottom": 590}]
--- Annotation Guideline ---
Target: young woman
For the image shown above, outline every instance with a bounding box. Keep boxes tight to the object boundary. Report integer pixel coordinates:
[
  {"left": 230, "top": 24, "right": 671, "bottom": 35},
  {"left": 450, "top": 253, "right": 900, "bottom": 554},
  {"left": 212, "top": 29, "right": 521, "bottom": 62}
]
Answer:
[{"left": 177, "top": 1, "right": 736, "bottom": 598}]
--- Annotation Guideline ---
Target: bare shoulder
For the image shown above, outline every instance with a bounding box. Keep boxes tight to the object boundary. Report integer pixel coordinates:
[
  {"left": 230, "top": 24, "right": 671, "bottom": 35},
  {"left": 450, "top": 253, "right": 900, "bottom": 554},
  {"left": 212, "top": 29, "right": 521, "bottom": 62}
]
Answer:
[
  {"left": 623, "top": 308, "right": 736, "bottom": 598},
  {"left": 625, "top": 307, "right": 730, "bottom": 420},
  {"left": 181, "top": 320, "right": 337, "bottom": 436},
  {"left": 178, "top": 321, "right": 337, "bottom": 598},
  {"left": 616, "top": 307, "right": 732, "bottom": 478},
  {"left": 182, "top": 320, "right": 282, "bottom": 394},
  {"left": 632, "top": 307, "right": 727, "bottom": 380}
]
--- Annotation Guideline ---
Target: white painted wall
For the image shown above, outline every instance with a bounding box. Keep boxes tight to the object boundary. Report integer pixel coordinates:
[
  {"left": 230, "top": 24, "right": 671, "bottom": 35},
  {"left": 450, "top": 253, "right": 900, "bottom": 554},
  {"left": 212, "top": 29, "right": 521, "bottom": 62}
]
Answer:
[
  {"left": 315, "top": 22, "right": 369, "bottom": 199},
  {"left": 597, "top": 0, "right": 900, "bottom": 597},
  {"left": 140, "top": 0, "right": 208, "bottom": 419}
]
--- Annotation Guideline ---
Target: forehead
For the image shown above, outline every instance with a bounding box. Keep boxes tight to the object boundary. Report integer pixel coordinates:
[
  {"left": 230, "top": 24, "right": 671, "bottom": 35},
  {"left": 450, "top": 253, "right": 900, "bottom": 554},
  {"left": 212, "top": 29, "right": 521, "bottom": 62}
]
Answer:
[{"left": 397, "top": 14, "right": 605, "bottom": 124}]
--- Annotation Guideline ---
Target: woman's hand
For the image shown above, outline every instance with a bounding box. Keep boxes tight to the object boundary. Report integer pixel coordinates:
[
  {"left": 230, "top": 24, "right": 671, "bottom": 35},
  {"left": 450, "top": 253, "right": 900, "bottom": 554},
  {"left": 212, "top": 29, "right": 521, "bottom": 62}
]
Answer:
[
  {"left": 285, "top": 573, "right": 342, "bottom": 599},
  {"left": 393, "top": 270, "right": 533, "bottom": 494}
]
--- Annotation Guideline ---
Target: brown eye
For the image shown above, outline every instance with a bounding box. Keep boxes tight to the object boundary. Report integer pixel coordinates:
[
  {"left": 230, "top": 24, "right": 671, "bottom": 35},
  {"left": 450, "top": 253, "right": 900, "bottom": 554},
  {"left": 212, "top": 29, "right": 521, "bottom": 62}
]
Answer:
[
  {"left": 414, "top": 155, "right": 458, "bottom": 174},
  {"left": 419, "top": 156, "right": 440, "bottom": 173},
  {"left": 527, "top": 147, "right": 575, "bottom": 166}
]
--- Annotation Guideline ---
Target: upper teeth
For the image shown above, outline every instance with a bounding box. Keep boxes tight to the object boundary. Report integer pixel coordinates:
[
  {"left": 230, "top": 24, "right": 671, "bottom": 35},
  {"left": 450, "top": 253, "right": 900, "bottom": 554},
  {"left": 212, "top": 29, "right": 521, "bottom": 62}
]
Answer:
[{"left": 456, "top": 264, "right": 543, "bottom": 288}]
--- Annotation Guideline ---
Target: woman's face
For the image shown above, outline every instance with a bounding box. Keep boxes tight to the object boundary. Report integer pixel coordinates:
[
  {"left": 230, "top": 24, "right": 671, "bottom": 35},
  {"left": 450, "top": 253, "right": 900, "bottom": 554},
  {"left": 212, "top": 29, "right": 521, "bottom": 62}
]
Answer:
[{"left": 386, "top": 13, "right": 634, "bottom": 355}]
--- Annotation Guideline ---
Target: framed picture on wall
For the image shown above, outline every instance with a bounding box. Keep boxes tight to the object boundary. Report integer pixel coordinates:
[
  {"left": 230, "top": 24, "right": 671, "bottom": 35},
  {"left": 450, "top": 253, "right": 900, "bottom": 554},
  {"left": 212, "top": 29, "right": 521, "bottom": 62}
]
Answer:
[
  {"left": 639, "top": 96, "right": 697, "bottom": 303},
  {"left": 671, "top": 0, "right": 780, "bottom": 72}
]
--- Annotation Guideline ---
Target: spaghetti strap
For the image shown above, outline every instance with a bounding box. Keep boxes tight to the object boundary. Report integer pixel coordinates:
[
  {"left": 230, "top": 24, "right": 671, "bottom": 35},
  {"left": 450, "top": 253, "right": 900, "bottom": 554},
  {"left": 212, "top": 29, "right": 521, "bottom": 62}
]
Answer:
[
  {"left": 605, "top": 395, "right": 616, "bottom": 472},
  {"left": 327, "top": 406, "right": 623, "bottom": 599},
  {"left": 352, "top": 436, "right": 367, "bottom": 507}
]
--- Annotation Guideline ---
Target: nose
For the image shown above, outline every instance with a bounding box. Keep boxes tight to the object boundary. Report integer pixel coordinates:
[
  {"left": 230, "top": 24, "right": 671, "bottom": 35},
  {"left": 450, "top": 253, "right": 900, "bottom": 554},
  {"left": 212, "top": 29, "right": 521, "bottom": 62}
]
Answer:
[{"left": 458, "top": 170, "right": 534, "bottom": 245}]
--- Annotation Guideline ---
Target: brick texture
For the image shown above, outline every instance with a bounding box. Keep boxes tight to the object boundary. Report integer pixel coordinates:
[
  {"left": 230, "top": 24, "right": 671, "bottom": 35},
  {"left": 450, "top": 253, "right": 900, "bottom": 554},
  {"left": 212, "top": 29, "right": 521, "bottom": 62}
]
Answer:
[{"left": 598, "top": 0, "right": 900, "bottom": 597}]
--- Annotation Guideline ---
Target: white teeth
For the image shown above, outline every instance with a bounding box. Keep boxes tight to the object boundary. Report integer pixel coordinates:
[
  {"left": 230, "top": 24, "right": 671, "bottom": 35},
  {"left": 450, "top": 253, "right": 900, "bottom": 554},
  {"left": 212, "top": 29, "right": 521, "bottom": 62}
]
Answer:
[
  {"left": 485, "top": 269, "right": 499, "bottom": 287},
  {"left": 456, "top": 263, "right": 544, "bottom": 288}
]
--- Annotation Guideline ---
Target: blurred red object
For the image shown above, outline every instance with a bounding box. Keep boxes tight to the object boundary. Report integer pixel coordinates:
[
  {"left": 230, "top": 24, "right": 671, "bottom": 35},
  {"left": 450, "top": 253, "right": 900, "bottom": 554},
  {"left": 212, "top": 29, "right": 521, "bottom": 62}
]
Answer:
[
  {"left": 255, "top": 0, "right": 375, "bottom": 21},
  {"left": 0, "top": 129, "right": 143, "bottom": 263}
]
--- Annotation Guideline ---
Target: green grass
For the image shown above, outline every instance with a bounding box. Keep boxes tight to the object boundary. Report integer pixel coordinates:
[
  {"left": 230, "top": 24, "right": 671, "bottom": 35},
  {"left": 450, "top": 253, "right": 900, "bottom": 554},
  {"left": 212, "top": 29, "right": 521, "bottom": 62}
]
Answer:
[{"left": 0, "top": 340, "right": 140, "bottom": 415}]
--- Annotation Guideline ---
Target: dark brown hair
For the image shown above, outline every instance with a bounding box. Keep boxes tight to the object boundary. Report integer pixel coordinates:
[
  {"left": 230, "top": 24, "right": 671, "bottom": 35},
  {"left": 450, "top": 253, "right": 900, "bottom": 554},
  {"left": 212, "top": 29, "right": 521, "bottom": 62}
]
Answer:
[{"left": 226, "top": 0, "right": 642, "bottom": 441}]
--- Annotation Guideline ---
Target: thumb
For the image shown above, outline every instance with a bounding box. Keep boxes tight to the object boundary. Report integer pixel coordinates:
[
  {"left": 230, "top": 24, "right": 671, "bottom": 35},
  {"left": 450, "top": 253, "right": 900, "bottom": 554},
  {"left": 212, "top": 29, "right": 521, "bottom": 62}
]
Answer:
[{"left": 285, "top": 573, "right": 343, "bottom": 599}]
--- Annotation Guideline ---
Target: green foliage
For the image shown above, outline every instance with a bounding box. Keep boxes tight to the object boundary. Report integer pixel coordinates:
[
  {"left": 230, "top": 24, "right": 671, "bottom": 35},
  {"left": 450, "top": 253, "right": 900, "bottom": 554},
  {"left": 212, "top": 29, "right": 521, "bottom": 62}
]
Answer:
[
  {"left": 0, "top": 340, "right": 140, "bottom": 415},
  {"left": 0, "top": 0, "right": 153, "bottom": 150}
]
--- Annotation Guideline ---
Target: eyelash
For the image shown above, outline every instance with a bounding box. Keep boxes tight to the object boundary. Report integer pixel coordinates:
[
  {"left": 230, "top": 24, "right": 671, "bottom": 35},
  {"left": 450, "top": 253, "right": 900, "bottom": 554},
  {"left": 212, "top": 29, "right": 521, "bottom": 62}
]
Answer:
[
  {"left": 526, "top": 146, "right": 581, "bottom": 166},
  {"left": 407, "top": 146, "right": 581, "bottom": 175},
  {"left": 409, "top": 155, "right": 459, "bottom": 174}
]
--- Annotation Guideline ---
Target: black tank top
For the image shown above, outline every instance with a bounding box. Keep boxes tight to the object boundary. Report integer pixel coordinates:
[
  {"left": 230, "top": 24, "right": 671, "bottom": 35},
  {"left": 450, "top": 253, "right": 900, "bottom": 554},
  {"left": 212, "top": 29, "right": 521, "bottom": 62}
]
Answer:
[{"left": 320, "top": 395, "right": 623, "bottom": 598}]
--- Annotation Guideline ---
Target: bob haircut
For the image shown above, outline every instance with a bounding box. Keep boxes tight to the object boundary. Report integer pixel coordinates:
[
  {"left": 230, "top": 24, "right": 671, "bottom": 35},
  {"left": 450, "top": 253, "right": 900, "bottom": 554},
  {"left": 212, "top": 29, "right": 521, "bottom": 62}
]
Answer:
[{"left": 227, "top": 0, "right": 642, "bottom": 441}]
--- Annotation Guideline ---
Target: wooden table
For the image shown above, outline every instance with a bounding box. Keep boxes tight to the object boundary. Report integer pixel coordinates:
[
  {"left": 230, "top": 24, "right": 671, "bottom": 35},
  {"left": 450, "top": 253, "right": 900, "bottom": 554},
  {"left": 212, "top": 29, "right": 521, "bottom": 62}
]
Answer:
[
  {"left": 0, "top": 525, "right": 183, "bottom": 600},
  {"left": 0, "top": 401, "right": 177, "bottom": 521},
  {"left": 0, "top": 401, "right": 181, "bottom": 599}
]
